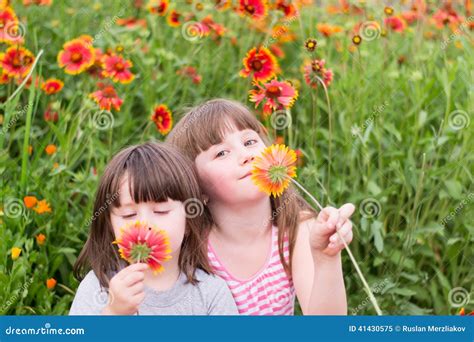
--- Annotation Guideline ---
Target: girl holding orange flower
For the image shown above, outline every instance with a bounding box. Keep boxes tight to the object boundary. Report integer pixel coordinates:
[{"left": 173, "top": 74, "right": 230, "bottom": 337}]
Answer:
[
  {"left": 167, "top": 99, "right": 355, "bottom": 315},
  {"left": 70, "top": 142, "right": 237, "bottom": 315}
]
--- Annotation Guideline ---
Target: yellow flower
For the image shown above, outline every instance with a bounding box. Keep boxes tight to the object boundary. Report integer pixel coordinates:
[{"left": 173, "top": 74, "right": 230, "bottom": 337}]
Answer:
[{"left": 11, "top": 247, "right": 21, "bottom": 260}]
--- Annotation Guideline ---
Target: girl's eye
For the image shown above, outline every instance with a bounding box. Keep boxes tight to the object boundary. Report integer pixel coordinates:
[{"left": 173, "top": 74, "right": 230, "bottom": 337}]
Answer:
[
  {"left": 121, "top": 213, "right": 136, "bottom": 219},
  {"left": 153, "top": 211, "right": 169, "bottom": 215},
  {"left": 244, "top": 139, "right": 257, "bottom": 146},
  {"left": 215, "top": 150, "right": 228, "bottom": 158}
]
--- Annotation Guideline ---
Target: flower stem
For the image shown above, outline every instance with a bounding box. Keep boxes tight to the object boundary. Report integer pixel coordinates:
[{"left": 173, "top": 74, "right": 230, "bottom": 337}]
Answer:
[{"left": 290, "top": 178, "right": 383, "bottom": 315}]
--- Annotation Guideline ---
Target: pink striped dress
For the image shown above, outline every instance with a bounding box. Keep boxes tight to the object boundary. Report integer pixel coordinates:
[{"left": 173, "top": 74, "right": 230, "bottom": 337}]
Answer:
[{"left": 207, "top": 226, "right": 296, "bottom": 315}]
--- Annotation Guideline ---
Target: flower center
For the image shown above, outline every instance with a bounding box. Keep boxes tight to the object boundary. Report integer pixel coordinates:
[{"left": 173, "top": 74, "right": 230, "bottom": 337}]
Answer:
[
  {"left": 245, "top": 5, "right": 255, "bottom": 14},
  {"left": 251, "top": 59, "right": 263, "bottom": 71},
  {"left": 268, "top": 165, "right": 288, "bottom": 183},
  {"left": 102, "top": 86, "right": 116, "bottom": 98},
  {"left": 115, "top": 62, "right": 125, "bottom": 71},
  {"left": 71, "top": 52, "right": 83, "bottom": 63},
  {"left": 265, "top": 85, "right": 281, "bottom": 98},
  {"left": 130, "top": 243, "right": 152, "bottom": 263},
  {"left": 12, "top": 56, "right": 22, "bottom": 67}
]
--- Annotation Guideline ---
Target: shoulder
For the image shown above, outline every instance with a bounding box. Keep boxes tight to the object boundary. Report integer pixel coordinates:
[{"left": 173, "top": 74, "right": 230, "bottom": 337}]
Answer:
[
  {"left": 193, "top": 269, "right": 228, "bottom": 291},
  {"left": 69, "top": 271, "right": 107, "bottom": 315}
]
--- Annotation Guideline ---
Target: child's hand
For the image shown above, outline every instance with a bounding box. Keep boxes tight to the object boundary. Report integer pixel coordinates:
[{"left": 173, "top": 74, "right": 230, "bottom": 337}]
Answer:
[
  {"left": 102, "top": 263, "right": 148, "bottom": 315},
  {"left": 309, "top": 203, "right": 355, "bottom": 257}
]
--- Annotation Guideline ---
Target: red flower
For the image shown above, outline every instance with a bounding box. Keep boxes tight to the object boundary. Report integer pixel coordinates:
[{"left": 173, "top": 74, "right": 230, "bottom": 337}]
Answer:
[
  {"left": 167, "top": 10, "right": 181, "bottom": 27},
  {"left": 384, "top": 16, "right": 406, "bottom": 32},
  {"left": 114, "top": 221, "right": 172, "bottom": 274},
  {"left": 89, "top": 83, "right": 123, "bottom": 111},
  {"left": 57, "top": 37, "right": 95, "bottom": 75},
  {"left": 148, "top": 0, "right": 169, "bottom": 16},
  {"left": 237, "top": 0, "right": 268, "bottom": 20},
  {"left": 249, "top": 79, "right": 298, "bottom": 116},
  {"left": 116, "top": 17, "right": 147, "bottom": 28},
  {"left": 0, "top": 46, "right": 35, "bottom": 78},
  {"left": 201, "top": 15, "right": 226, "bottom": 40},
  {"left": 102, "top": 54, "right": 134, "bottom": 84},
  {"left": 41, "top": 78, "right": 64, "bottom": 95},
  {"left": 0, "top": 68, "right": 10, "bottom": 84},
  {"left": 0, "top": 7, "right": 23, "bottom": 45},
  {"left": 274, "top": 0, "right": 298, "bottom": 18},
  {"left": 240, "top": 47, "right": 279, "bottom": 83},
  {"left": 176, "top": 66, "right": 202, "bottom": 84},
  {"left": 44, "top": 103, "right": 59, "bottom": 122},
  {"left": 151, "top": 104, "right": 173, "bottom": 135},
  {"left": 304, "top": 59, "right": 333, "bottom": 89},
  {"left": 432, "top": 7, "right": 463, "bottom": 29}
]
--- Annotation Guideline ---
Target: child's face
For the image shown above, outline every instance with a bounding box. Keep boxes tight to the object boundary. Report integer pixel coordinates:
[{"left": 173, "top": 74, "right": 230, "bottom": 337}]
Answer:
[
  {"left": 110, "top": 175, "right": 186, "bottom": 257},
  {"left": 195, "top": 128, "right": 267, "bottom": 204}
]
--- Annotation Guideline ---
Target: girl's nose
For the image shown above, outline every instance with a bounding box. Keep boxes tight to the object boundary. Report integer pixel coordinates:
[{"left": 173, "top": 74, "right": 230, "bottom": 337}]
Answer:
[{"left": 240, "top": 153, "right": 255, "bottom": 165}]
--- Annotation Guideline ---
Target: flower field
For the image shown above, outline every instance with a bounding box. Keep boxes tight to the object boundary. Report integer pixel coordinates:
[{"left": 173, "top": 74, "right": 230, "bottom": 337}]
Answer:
[{"left": 0, "top": 0, "right": 473, "bottom": 315}]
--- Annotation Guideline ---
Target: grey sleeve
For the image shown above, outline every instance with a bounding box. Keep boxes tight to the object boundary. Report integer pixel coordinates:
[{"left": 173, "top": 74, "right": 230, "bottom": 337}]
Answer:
[
  {"left": 204, "top": 275, "right": 239, "bottom": 315},
  {"left": 68, "top": 271, "right": 108, "bottom": 315}
]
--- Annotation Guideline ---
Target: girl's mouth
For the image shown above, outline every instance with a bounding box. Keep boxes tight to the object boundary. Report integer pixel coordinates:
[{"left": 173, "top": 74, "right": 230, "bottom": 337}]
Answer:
[{"left": 239, "top": 172, "right": 252, "bottom": 180}]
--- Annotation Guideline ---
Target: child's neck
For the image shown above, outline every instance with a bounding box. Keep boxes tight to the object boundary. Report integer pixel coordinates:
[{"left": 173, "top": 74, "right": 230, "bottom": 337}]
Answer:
[
  {"left": 143, "top": 257, "right": 180, "bottom": 292},
  {"left": 209, "top": 196, "right": 272, "bottom": 244}
]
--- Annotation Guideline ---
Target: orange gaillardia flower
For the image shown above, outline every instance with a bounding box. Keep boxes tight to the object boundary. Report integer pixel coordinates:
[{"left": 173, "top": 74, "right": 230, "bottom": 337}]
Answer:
[
  {"left": 249, "top": 79, "right": 298, "bottom": 116},
  {"left": 148, "top": 0, "right": 169, "bottom": 16},
  {"left": 33, "top": 199, "right": 52, "bottom": 214},
  {"left": 89, "top": 83, "right": 123, "bottom": 111},
  {"left": 151, "top": 104, "right": 173, "bottom": 135},
  {"left": 251, "top": 144, "right": 297, "bottom": 197},
  {"left": 237, "top": 0, "right": 268, "bottom": 20},
  {"left": 166, "top": 10, "right": 181, "bottom": 27},
  {"left": 57, "top": 37, "right": 95, "bottom": 75},
  {"left": 0, "top": 46, "right": 35, "bottom": 78},
  {"left": 102, "top": 54, "right": 134, "bottom": 84},
  {"left": 23, "top": 195, "right": 38, "bottom": 208},
  {"left": 41, "top": 78, "right": 64, "bottom": 95},
  {"left": 46, "top": 278, "right": 57, "bottom": 289},
  {"left": 240, "top": 47, "right": 279, "bottom": 83},
  {"left": 384, "top": 16, "right": 406, "bottom": 32},
  {"left": 11, "top": 247, "right": 22, "bottom": 260},
  {"left": 316, "top": 23, "right": 343, "bottom": 37},
  {"left": 113, "top": 221, "right": 172, "bottom": 274},
  {"left": 36, "top": 233, "right": 46, "bottom": 245},
  {"left": 45, "top": 144, "right": 56, "bottom": 155},
  {"left": 304, "top": 59, "right": 333, "bottom": 89}
]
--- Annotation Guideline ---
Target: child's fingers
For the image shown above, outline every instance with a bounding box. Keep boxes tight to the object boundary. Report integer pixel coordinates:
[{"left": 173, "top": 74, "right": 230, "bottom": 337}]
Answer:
[
  {"left": 129, "top": 281, "right": 145, "bottom": 296},
  {"left": 318, "top": 207, "right": 340, "bottom": 230},
  {"left": 116, "top": 263, "right": 149, "bottom": 280},
  {"left": 328, "top": 221, "right": 353, "bottom": 248},
  {"left": 123, "top": 270, "right": 146, "bottom": 286},
  {"left": 338, "top": 203, "right": 355, "bottom": 221}
]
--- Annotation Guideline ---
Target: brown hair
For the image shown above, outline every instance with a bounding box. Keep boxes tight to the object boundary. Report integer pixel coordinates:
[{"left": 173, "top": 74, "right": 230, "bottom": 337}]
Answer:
[
  {"left": 166, "top": 98, "right": 316, "bottom": 275},
  {"left": 73, "top": 142, "right": 212, "bottom": 288}
]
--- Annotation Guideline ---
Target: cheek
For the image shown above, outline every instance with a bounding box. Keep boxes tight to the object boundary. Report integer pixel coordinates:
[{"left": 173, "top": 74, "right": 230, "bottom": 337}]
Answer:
[
  {"left": 159, "top": 209, "right": 186, "bottom": 254},
  {"left": 199, "top": 163, "right": 234, "bottom": 195}
]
